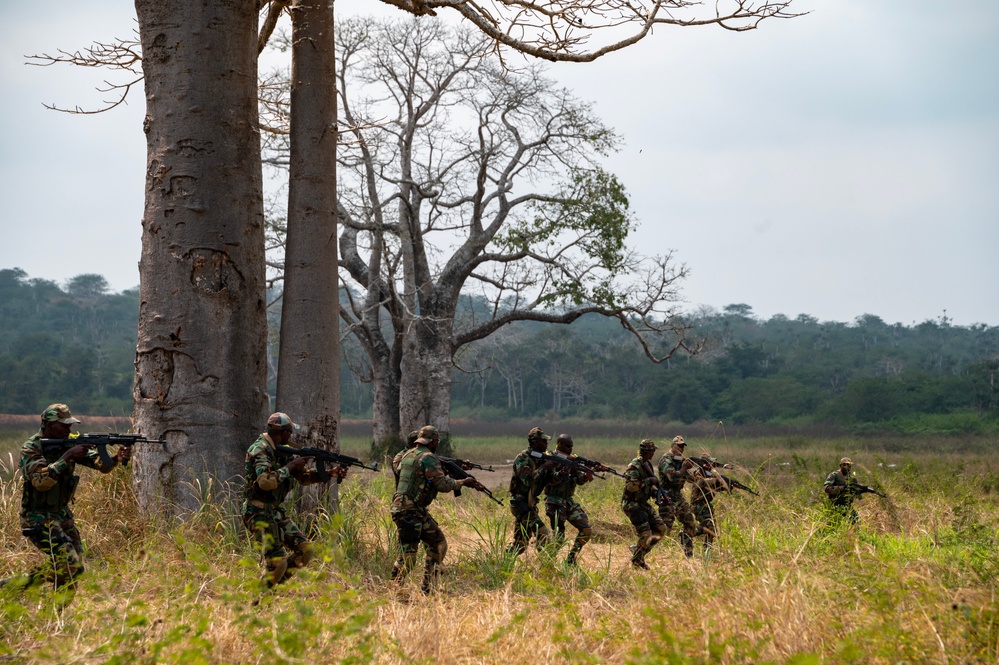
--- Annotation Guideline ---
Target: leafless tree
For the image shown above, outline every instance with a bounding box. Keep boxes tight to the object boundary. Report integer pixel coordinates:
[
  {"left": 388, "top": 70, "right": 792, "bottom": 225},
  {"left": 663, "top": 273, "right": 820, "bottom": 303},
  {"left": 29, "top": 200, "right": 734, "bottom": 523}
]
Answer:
[{"left": 265, "top": 17, "right": 697, "bottom": 447}]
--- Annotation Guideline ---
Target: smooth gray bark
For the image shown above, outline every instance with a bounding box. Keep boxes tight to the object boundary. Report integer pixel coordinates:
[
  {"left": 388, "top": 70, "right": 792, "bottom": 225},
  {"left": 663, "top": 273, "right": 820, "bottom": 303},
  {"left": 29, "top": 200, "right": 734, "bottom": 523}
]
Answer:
[{"left": 275, "top": 0, "right": 341, "bottom": 508}]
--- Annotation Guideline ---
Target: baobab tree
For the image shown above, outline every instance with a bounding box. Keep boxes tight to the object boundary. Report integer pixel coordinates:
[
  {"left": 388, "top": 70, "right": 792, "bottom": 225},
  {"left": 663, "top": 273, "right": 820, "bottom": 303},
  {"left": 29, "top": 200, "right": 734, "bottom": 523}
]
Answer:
[{"left": 40, "top": 0, "right": 798, "bottom": 511}]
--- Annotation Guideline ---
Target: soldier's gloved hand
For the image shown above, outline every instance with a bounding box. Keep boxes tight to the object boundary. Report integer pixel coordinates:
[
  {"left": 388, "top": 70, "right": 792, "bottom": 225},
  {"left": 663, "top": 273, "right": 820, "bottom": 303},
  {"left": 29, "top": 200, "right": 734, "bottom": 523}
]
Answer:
[
  {"left": 116, "top": 446, "right": 133, "bottom": 464},
  {"left": 61, "top": 444, "right": 90, "bottom": 462},
  {"left": 584, "top": 472, "right": 594, "bottom": 482},
  {"left": 332, "top": 465, "right": 349, "bottom": 480},
  {"left": 285, "top": 456, "right": 311, "bottom": 476}
]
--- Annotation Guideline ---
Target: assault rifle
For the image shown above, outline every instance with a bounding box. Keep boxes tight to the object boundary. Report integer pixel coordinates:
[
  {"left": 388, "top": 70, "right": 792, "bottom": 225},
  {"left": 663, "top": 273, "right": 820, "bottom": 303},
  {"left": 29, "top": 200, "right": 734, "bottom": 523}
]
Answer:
[
  {"left": 40, "top": 433, "right": 166, "bottom": 468},
  {"left": 570, "top": 454, "right": 626, "bottom": 479},
  {"left": 716, "top": 473, "right": 759, "bottom": 497},
  {"left": 437, "top": 456, "right": 495, "bottom": 473},
  {"left": 276, "top": 446, "right": 379, "bottom": 483},
  {"left": 528, "top": 450, "right": 606, "bottom": 479},
  {"left": 439, "top": 457, "right": 503, "bottom": 506},
  {"left": 846, "top": 480, "right": 886, "bottom": 498}
]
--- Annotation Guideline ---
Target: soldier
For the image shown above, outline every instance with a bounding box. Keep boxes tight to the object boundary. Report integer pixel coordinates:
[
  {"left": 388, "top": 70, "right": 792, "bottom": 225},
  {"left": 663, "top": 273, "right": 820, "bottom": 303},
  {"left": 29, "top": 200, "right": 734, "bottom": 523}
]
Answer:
[
  {"left": 242, "top": 412, "right": 346, "bottom": 588},
  {"left": 5, "top": 403, "right": 132, "bottom": 591},
  {"left": 541, "top": 434, "right": 595, "bottom": 566},
  {"left": 823, "top": 457, "right": 861, "bottom": 523},
  {"left": 689, "top": 451, "right": 729, "bottom": 553},
  {"left": 656, "top": 435, "right": 701, "bottom": 558},
  {"left": 506, "top": 427, "right": 553, "bottom": 556},
  {"left": 621, "top": 439, "right": 666, "bottom": 569},
  {"left": 391, "top": 425, "right": 482, "bottom": 593}
]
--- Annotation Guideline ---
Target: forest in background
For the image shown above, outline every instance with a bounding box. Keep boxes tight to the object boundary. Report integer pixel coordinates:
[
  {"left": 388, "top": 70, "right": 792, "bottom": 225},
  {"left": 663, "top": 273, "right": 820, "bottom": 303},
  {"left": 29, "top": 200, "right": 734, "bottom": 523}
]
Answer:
[{"left": 2, "top": 267, "right": 997, "bottom": 433}]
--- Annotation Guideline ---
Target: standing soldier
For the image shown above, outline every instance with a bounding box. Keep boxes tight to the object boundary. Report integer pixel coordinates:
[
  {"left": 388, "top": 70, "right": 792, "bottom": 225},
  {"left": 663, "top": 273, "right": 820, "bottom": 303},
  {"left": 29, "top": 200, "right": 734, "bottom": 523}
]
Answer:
[
  {"left": 621, "top": 439, "right": 666, "bottom": 569},
  {"left": 506, "top": 427, "right": 553, "bottom": 556},
  {"left": 7, "top": 404, "right": 132, "bottom": 590},
  {"left": 823, "top": 457, "right": 862, "bottom": 523},
  {"left": 391, "top": 425, "right": 482, "bottom": 594},
  {"left": 657, "top": 435, "right": 701, "bottom": 558},
  {"left": 542, "top": 434, "right": 595, "bottom": 566},
  {"left": 242, "top": 412, "right": 345, "bottom": 588},
  {"left": 688, "top": 451, "right": 729, "bottom": 554}
]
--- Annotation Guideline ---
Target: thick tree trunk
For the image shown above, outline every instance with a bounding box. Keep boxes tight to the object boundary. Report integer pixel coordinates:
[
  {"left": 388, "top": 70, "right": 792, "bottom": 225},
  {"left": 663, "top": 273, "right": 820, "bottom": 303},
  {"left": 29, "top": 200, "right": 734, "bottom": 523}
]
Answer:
[
  {"left": 275, "top": 0, "right": 340, "bottom": 510},
  {"left": 370, "top": 352, "right": 401, "bottom": 456},
  {"left": 399, "top": 314, "right": 453, "bottom": 452},
  {"left": 132, "top": 0, "right": 268, "bottom": 514}
]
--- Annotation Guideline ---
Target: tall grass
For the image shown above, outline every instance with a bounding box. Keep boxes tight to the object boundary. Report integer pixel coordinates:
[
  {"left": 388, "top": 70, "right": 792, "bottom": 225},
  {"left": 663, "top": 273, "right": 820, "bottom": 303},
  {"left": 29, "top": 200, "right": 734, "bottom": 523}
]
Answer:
[{"left": 1, "top": 430, "right": 996, "bottom": 663}]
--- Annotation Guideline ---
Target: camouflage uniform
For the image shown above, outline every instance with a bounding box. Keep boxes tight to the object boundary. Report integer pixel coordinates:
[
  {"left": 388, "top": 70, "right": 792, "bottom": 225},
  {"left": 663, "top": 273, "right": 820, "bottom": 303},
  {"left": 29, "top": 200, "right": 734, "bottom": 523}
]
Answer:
[
  {"left": 391, "top": 438, "right": 460, "bottom": 593},
  {"left": 242, "top": 425, "right": 321, "bottom": 587},
  {"left": 823, "top": 458, "right": 859, "bottom": 524},
  {"left": 507, "top": 432, "right": 553, "bottom": 556},
  {"left": 621, "top": 440, "right": 666, "bottom": 569},
  {"left": 18, "top": 404, "right": 120, "bottom": 588},
  {"left": 656, "top": 440, "right": 699, "bottom": 557},
  {"left": 542, "top": 452, "right": 593, "bottom": 565},
  {"left": 689, "top": 466, "right": 728, "bottom": 552}
]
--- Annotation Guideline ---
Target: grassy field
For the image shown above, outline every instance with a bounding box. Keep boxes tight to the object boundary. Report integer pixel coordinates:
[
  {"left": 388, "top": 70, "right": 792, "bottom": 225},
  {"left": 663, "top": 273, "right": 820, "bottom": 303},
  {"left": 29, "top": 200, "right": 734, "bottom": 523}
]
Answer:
[{"left": 0, "top": 425, "right": 996, "bottom": 664}]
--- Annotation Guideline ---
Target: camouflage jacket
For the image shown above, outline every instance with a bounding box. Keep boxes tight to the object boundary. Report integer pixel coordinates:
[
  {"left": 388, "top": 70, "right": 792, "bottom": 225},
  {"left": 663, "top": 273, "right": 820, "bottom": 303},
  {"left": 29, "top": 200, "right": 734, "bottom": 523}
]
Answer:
[
  {"left": 657, "top": 451, "right": 698, "bottom": 496},
  {"left": 392, "top": 445, "right": 459, "bottom": 513},
  {"left": 823, "top": 470, "right": 855, "bottom": 506},
  {"left": 243, "top": 433, "right": 319, "bottom": 510},
  {"left": 622, "top": 456, "right": 658, "bottom": 506},
  {"left": 543, "top": 453, "right": 591, "bottom": 504},
  {"left": 20, "top": 430, "right": 109, "bottom": 521},
  {"left": 690, "top": 472, "right": 729, "bottom": 506},
  {"left": 509, "top": 448, "right": 547, "bottom": 504}
]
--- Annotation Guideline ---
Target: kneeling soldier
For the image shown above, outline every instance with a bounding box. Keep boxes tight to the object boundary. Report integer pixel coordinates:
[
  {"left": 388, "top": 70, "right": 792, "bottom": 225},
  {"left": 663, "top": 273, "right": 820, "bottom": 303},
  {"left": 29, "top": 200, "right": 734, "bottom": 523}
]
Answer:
[
  {"left": 8, "top": 404, "right": 131, "bottom": 591},
  {"left": 242, "top": 412, "right": 344, "bottom": 588}
]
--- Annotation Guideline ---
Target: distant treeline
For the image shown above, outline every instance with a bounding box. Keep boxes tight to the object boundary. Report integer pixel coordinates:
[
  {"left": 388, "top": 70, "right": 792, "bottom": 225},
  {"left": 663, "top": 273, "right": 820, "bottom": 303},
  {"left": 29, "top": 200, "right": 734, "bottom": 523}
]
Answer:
[{"left": 4, "top": 269, "right": 998, "bottom": 434}]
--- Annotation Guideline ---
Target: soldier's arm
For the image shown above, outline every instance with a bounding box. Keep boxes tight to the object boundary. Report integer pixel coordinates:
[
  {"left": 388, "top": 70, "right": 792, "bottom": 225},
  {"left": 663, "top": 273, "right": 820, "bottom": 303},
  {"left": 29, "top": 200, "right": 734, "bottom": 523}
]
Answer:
[
  {"left": 424, "top": 455, "right": 460, "bottom": 492},
  {"left": 253, "top": 448, "right": 292, "bottom": 491},
  {"left": 623, "top": 464, "right": 643, "bottom": 493},
  {"left": 21, "top": 441, "right": 65, "bottom": 491},
  {"left": 823, "top": 474, "right": 842, "bottom": 496}
]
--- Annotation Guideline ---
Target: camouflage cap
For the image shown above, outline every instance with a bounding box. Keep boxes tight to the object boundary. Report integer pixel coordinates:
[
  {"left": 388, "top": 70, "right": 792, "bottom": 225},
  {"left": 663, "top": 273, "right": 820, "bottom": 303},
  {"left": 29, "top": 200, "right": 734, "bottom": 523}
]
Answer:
[
  {"left": 266, "top": 412, "right": 297, "bottom": 432},
  {"left": 840, "top": 457, "right": 853, "bottom": 466},
  {"left": 406, "top": 430, "right": 420, "bottom": 446},
  {"left": 672, "top": 435, "right": 686, "bottom": 446},
  {"left": 528, "top": 427, "right": 550, "bottom": 442},
  {"left": 418, "top": 425, "right": 440, "bottom": 441},
  {"left": 700, "top": 451, "right": 717, "bottom": 462},
  {"left": 42, "top": 403, "right": 80, "bottom": 424},
  {"left": 639, "top": 438, "right": 657, "bottom": 452}
]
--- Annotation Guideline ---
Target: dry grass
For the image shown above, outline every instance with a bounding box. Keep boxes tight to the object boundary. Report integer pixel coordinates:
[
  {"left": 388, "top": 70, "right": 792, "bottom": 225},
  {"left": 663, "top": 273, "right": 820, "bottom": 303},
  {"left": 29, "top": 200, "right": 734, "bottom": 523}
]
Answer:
[{"left": 0, "top": 433, "right": 997, "bottom": 664}]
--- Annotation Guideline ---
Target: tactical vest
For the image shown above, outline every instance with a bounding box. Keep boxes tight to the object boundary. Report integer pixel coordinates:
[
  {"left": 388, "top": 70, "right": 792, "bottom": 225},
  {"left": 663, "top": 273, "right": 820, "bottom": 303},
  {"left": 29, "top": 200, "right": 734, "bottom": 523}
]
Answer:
[
  {"left": 396, "top": 447, "right": 435, "bottom": 507},
  {"left": 659, "top": 454, "right": 686, "bottom": 492},
  {"left": 244, "top": 442, "right": 294, "bottom": 505},
  {"left": 24, "top": 448, "right": 80, "bottom": 513}
]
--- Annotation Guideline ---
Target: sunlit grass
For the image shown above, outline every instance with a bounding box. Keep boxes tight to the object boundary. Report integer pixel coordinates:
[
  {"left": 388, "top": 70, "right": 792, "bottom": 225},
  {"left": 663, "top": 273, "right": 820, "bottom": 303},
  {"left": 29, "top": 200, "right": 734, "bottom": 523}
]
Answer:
[{"left": 1, "top": 429, "right": 997, "bottom": 663}]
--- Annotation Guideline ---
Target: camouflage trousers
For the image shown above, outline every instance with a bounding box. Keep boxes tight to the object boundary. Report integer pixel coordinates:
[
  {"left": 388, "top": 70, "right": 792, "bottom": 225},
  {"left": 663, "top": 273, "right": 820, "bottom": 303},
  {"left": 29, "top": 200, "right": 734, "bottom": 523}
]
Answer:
[
  {"left": 507, "top": 495, "right": 551, "bottom": 556},
  {"left": 691, "top": 499, "right": 717, "bottom": 549},
  {"left": 622, "top": 501, "right": 666, "bottom": 565},
  {"left": 658, "top": 491, "right": 697, "bottom": 556},
  {"left": 20, "top": 508, "right": 85, "bottom": 587},
  {"left": 545, "top": 498, "right": 592, "bottom": 562},
  {"left": 242, "top": 504, "right": 311, "bottom": 587},
  {"left": 825, "top": 500, "right": 859, "bottom": 525},
  {"left": 390, "top": 507, "right": 447, "bottom": 590}
]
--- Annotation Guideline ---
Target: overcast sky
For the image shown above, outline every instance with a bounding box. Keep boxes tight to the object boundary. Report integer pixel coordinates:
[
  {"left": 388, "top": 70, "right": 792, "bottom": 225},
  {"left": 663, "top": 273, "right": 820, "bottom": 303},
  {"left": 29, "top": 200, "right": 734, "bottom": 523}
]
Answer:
[{"left": 2, "top": 1, "right": 997, "bottom": 327}]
